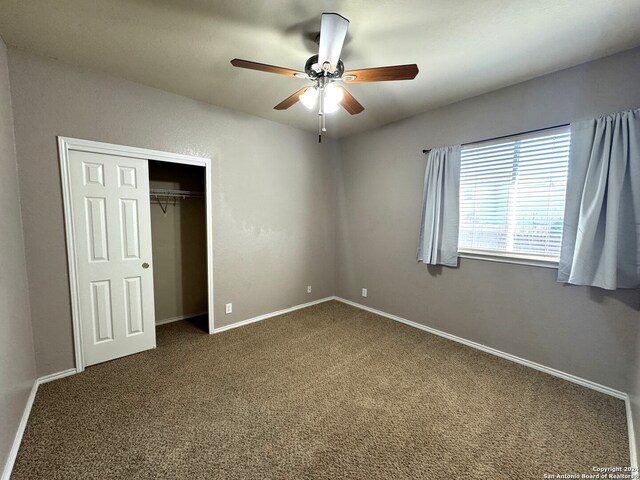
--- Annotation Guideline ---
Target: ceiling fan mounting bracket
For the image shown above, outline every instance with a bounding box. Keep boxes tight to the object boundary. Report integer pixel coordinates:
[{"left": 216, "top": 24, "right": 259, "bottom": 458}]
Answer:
[{"left": 305, "top": 54, "right": 344, "bottom": 79}]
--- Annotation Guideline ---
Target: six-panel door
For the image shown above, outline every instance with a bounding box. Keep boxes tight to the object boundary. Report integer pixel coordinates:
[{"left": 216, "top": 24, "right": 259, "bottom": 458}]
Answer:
[{"left": 69, "top": 150, "right": 156, "bottom": 366}]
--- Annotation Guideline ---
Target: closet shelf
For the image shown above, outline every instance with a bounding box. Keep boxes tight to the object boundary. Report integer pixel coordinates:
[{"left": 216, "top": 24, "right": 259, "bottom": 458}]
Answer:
[
  {"left": 150, "top": 188, "right": 204, "bottom": 199},
  {"left": 150, "top": 189, "right": 204, "bottom": 214}
]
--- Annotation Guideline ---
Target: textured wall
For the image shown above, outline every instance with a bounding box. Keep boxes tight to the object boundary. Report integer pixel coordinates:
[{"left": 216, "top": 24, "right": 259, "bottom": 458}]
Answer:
[
  {"left": 148, "top": 161, "right": 208, "bottom": 322},
  {"left": 8, "top": 49, "right": 337, "bottom": 377},
  {"left": 0, "top": 40, "right": 36, "bottom": 473},
  {"left": 336, "top": 47, "right": 640, "bottom": 393}
]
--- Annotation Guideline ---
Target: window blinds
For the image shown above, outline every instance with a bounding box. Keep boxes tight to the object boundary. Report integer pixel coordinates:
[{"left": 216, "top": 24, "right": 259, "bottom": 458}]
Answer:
[{"left": 458, "top": 127, "right": 571, "bottom": 261}]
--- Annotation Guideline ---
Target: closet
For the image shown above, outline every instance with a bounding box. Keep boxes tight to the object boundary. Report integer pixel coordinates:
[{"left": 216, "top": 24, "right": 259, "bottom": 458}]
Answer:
[{"left": 148, "top": 161, "right": 208, "bottom": 330}]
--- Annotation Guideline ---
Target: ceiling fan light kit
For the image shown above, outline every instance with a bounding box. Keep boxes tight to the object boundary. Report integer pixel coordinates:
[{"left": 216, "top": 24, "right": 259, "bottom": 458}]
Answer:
[
  {"left": 299, "top": 83, "right": 344, "bottom": 112},
  {"left": 231, "top": 12, "right": 419, "bottom": 142}
]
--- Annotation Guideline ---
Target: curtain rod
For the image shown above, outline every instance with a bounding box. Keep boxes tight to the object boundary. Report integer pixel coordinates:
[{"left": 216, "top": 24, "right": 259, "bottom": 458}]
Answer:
[{"left": 422, "top": 123, "right": 569, "bottom": 154}]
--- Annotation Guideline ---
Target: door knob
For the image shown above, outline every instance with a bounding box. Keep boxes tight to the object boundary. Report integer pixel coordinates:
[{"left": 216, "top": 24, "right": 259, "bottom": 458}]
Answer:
[{"left": 142, "top": 262, "right": 150, "bottom": 269}]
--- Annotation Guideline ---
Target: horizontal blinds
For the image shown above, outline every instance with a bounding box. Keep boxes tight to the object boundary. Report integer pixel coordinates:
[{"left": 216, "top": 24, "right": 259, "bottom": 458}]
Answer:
[{"left": 459, "top": 127, "right": 570, "bottom": 260}]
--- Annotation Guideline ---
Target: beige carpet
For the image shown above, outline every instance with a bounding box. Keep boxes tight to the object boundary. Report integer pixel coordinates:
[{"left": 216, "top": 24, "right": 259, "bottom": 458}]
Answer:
[{"left": 12, "top": 301, "right": 628, "bottom": 479}]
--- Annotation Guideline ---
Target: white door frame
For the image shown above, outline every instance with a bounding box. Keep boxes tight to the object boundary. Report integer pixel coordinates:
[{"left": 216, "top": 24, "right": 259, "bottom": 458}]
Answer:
[{"left": 58, "top": 136, "right": 215, "bottom": 373}]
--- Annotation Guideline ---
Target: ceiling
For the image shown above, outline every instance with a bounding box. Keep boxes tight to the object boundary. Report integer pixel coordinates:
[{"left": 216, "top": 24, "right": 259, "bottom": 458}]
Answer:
[{"left": 1, "top": 0, "right": 639, "bottom": 138}]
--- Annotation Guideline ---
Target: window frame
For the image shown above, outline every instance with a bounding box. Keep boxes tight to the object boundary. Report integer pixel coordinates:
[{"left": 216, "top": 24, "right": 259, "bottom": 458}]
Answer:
[{"left": 457, "top": 126, "right": 571, "bottom": 268}]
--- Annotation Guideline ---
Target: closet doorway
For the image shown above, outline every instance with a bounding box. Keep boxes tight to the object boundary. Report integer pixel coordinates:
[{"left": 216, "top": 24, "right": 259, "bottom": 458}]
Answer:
[
  {"left": 149, "top": 161, "right": 208, "bottom": 332},
  {"left": 59, "top": 137, "right": 214, "bottom": 373}
]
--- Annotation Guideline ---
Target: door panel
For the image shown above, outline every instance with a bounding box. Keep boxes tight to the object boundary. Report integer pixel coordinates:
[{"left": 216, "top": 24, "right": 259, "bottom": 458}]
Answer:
[
  {"left": 119, "top": 199, "right": 140, "bottom": 259},
  {"left": 70, "top": 150, "right": 156, "bottom": 366},
  {"left": 85, "top": 197, "right": 109, "bottom": 262},
  {"left": 90, "top": 280, "right": 113, "bottom": 342},
  {"left": 123, "top": 276, "right": 144, "bottom": 335}
]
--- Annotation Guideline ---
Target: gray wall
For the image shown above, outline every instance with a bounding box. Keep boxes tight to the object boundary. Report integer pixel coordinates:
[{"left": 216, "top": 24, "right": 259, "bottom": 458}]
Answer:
[
  {"left": 336, "top": 47, "right": 640, "bottom": 394},
  {"left": 8, "top": 48, "right": 337, "bottom": 377},
  {"left": 148, "top": 161, "right": 208, "bottom": 322},
  {"left": 0, "top": 40, "right": 36, "bottom": 472}
]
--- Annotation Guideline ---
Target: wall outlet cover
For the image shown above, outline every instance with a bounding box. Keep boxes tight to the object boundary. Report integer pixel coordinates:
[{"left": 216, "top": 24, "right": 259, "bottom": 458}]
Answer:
[
  {"left": 225, "top": 303, "right": 232, "bottom": 314},
  {"left": 362, "top": 288, "right": 368, "bottom": 297},
  {"left": 307, "top": 286, "right": 312, "bottom": 293}
]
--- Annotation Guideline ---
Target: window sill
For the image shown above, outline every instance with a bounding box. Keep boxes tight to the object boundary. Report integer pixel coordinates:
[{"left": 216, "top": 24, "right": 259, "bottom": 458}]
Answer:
[{"left": 458, "top": 250, "right": 559, "bottom": 269}]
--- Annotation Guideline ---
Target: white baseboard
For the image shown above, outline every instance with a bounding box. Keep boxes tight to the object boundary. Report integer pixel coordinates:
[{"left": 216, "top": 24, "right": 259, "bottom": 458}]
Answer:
[
  {"left": 1, "top": 381, "right": 38, "bottom": 480},
  {"left": 212, "top": 297, "right": 334, "bottom": 334},
  {"left": 1, "top": 368, "right": 78, "bottom": 480},
  {"left": 37, "top": 368, "right": 77, "bottom": 384},
  {"left": 626, "top": 398, "right": 639, "bottom": 474},
  {"left": 156, "top": 311, "right": 208, "bottom": 326},
  {"left": 333, "top": 297, "right": 626, "bottom": 399}
]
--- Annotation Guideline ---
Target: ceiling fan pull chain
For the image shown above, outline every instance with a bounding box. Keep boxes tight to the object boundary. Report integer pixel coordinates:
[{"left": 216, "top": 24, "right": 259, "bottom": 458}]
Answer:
[
  {"left": 321, "top": 87, "right": 327, "bottom": 133},
  {"left": 317, "top": 85, "right": 324, "bottom": 142}
]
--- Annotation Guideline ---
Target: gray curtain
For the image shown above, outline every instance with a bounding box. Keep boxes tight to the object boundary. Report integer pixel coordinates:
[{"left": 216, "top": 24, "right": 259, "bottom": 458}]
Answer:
[
  {"left": 417, "top": 145, "right": 461, "bottom": 267},
  {"left": 558, "top": 108, "right": 640, "bottom": 289}
]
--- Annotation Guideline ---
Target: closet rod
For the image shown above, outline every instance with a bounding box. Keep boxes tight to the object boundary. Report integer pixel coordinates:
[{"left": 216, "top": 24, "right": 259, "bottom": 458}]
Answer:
[
  {"left": 422, "top": 123, "right": 569, "bottom": 154},
  {"left": 149, "top": 188, "right": 204, "bottom": 199},
  {"left": 150, "top": 188, "right": 203, "bottom": 214}
]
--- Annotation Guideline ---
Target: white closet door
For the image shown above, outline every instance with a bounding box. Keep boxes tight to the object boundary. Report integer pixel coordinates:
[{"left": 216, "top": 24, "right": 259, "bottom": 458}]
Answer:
[{"left": 69, "top": 150, "right": 156, "bottom": 366}]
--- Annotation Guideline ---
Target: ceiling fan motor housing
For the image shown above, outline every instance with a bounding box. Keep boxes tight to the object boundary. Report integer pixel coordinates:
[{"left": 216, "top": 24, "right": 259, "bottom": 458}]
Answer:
[{"left": 305, "top": 54, "right": 344, "bottom": 78}]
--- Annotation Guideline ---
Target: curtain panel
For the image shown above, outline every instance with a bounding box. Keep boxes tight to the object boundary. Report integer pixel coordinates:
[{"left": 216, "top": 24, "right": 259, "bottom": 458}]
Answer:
[
  {"left": 558, "top": 108, "right": 640, "bottom": 289},
  {"left": 417, "top": 145, "right": 461, "bottom": 267}
]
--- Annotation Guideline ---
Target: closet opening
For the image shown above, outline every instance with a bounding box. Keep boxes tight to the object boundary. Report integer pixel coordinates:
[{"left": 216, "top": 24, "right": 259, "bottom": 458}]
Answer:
[{"left": 149, "top": 160, "right": 209, "bottom": 333}]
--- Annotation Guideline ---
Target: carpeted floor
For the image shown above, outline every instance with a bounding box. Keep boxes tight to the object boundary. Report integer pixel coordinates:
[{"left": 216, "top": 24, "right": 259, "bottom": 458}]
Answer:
[{"left": 12, "top": 301, "right": 628, "bottom": 479}]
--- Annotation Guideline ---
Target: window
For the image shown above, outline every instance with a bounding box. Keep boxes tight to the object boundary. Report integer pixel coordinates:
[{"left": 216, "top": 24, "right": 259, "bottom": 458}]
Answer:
[{"left": 458, "top": 127, "right": 571, "bottom": 264}]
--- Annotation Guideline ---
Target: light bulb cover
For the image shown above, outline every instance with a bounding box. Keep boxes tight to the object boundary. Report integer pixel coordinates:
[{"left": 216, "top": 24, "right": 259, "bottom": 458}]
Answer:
[
  {"left": 300, "top": 87, "right": 318, "bottom": 110},
  {"left": 324, "top": 82, "right": 344, "bottom": 103},
  {"left": 323, "top": 102, "right": 340, "bottom": 113},
  {"left": 323, "top": 82, "right": 343, "bottom": 113}
]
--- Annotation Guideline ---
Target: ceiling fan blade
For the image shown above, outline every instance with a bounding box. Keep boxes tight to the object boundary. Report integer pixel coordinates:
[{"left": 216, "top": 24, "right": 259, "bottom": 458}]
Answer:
[
  {"left": 343, "top": 64, "right": 419, "bottom": 83},
  {"left": 318, "top": 13, "right": 349, "bottom": 73},
  {"left": 337, "top": 86, "right": 364, "bottom": 115},
  {"left": 274, "top": 88, "right": 309, "bottom": 110},
  {"left": 230, "top": 59, "right": 303, "bottom": 77}
]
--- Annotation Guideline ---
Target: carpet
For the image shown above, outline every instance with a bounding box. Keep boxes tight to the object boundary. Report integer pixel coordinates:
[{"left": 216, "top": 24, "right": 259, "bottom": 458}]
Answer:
[{"left": 11, "top": 300, "right": 629, "bottom": 479}]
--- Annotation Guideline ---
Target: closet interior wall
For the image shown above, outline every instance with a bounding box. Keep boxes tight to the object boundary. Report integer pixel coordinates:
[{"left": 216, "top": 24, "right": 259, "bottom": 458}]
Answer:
[{"left": 148, "top": 161, "right": 207, "bottom": 324}]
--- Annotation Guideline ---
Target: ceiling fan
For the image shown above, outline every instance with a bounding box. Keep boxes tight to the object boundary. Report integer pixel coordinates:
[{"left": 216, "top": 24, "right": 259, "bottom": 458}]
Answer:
[{"left": 231, "top": 13, "right": 419, "bottom": 142}]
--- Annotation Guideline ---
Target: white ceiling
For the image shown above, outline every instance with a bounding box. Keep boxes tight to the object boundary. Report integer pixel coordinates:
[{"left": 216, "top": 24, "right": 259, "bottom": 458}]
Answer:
[{"left": 1, "top": 0, "right": 639, "bottom": 138}]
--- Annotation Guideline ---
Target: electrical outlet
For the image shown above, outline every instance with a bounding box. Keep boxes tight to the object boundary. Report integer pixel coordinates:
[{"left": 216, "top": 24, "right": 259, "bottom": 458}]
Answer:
[
  {"left": 307, "top": 285, "right": 312, "bottom": 294},
  {"left": 362, "top": 288, "right": 367, "bottom": 298},
  {"left": 225, "top": 303, "right": 232, "bottom": 314}
]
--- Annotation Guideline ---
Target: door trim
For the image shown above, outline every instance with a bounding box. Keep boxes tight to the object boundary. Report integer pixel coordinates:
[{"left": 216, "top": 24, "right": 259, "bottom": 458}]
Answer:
[{"left": 58, "top": 136, "right": 215, "bottom": 372}]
